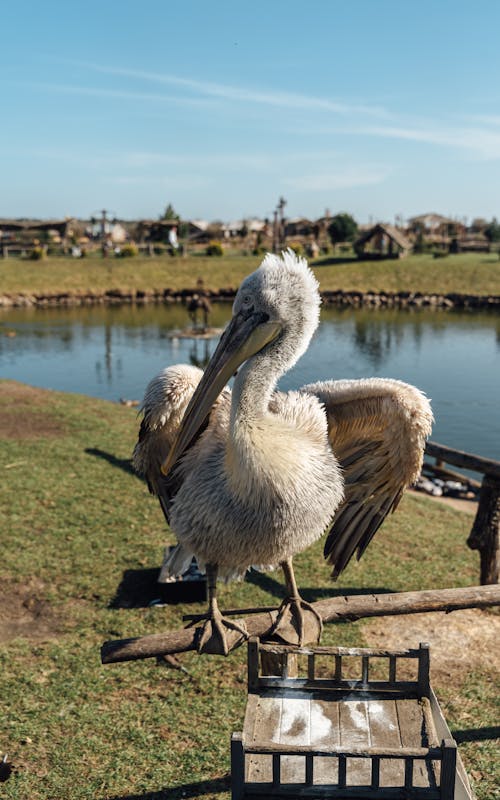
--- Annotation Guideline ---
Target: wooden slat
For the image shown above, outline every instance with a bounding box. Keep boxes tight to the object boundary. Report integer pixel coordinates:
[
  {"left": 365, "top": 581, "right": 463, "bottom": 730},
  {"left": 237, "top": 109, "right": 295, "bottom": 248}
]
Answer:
[
  {"left": 246, "top": 694, "right": 281, "bottom": 783},
  {"left": 339, "top": 698, "right": 371, "bottom": 786},
  {"left": 279, "top": 694, "right": 310, "bottom": 783},
  {"left": 311, "top": 695, "right": 339, "bottom": 785},
  {"left": 368, "top": 698, "right": 405, "bottom": 787},
  {"left": 396, "top": 698, "right": 435, "bottom": 789},
  {"left": 426, "top": 439, "right": 500, "bottom": 479}
]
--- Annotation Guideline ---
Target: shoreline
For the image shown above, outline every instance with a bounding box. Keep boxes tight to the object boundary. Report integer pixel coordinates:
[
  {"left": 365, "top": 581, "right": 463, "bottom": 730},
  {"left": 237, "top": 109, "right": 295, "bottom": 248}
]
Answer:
[{"left": 1, "top": 287, "right": 500, "bottom": 310}]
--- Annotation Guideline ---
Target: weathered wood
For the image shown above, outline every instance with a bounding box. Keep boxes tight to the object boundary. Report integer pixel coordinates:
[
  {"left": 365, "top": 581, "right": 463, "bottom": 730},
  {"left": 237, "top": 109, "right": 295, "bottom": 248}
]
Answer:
[
  {"left": 231, "top": 732, "right": 245, "bottom": 800},
  {"left": 425, "top": 440, "right": 500, "bottom": 479},
  {"left": 243, "top": 742, "right": 441, "bottom": 758},
  {"left": 467, "top": 475, "right": 500, "bottom": 584},
  {"left": 101, "top": 584, "right": 500, "bottom": 664},
  {"left": 422, "top": 461, "right": 481, "bottom": 490}
]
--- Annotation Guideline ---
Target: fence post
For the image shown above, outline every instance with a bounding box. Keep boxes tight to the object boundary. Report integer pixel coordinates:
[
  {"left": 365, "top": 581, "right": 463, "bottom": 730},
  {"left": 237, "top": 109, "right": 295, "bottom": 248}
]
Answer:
[
  {"left": 230, "top": 732, "right": 245, "bottom": 800},
  {"left": 468, "top": 475, "right": 500, "bottom": 584},
  {"left": 440, "top": 738, "right": 457, "bottom": 800}
]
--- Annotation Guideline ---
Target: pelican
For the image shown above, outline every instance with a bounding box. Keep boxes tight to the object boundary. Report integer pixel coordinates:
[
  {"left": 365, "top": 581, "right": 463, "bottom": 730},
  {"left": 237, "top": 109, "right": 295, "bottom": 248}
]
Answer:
[{"left": 133, "top": 250, "right": 433, "bottom": 654}]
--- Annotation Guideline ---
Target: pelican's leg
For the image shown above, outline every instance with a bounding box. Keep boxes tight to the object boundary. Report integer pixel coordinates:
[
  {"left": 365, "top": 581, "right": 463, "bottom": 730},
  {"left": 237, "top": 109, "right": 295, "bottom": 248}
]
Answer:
[
  {"left": 196, "top": 564, "right": 248, "bottom": 656},
  {"left": 268, "top": 558, "right": 323, "bottom": 646}
]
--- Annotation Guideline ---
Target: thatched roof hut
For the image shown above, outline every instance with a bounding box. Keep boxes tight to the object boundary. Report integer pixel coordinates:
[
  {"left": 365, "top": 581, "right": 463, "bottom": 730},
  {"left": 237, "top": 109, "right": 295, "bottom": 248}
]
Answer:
[{"left": 354, "top": 223, "right": 412, "bottom": 259}]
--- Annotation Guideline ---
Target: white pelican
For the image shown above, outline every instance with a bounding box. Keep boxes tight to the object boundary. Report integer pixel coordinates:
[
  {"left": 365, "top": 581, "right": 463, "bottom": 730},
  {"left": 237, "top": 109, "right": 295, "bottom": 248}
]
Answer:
[{"left": 133, "top": 251, "right": 433, "bottom": 654}]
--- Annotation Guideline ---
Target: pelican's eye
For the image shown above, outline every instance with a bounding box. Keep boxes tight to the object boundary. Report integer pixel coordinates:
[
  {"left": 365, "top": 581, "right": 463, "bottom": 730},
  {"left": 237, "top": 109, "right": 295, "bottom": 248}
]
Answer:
[{"left": 238, "top": 294, "right": 255, "bottom": 318}]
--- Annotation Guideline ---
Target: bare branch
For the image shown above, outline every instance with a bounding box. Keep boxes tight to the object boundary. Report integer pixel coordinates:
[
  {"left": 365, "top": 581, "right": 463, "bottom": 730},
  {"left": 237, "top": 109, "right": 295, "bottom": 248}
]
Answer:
[{"left": 101, "top": 584, "right": 500, "bottom": 664}]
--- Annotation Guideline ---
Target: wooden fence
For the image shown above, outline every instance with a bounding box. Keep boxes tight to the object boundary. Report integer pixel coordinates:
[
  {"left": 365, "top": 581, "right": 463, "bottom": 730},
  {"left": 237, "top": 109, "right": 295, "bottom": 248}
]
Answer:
[{"left": 424, "top": 441, "right": 500, "bottom": 584}]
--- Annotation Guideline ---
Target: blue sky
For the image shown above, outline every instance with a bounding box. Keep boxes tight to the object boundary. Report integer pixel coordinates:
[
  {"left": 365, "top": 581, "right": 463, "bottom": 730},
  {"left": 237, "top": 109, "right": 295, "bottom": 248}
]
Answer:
[{"left": 2, "top": 0, "right": 500, "bottom": 223}]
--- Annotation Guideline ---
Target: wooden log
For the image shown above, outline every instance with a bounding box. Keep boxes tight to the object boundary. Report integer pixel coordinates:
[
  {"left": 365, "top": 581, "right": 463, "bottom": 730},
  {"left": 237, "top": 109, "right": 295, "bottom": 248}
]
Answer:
[
  {"left": 467, "top": 475, "right": 500, "bottom": 584},
  {"left": 101, "top": 584, "right": 500, "bottom": 664},
  {"left": 425, "top": 441, "right": 500, "bottom": 480}
]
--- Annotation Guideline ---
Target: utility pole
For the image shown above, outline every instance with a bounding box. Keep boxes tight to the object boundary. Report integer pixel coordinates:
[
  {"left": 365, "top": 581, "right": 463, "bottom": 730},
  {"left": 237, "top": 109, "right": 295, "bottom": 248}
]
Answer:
[
  {"left": 272, "top": 197, "right": 287, "bottom": 252},
  {"left": 100, "top": 209, "right": 108, "bottom": 239}
]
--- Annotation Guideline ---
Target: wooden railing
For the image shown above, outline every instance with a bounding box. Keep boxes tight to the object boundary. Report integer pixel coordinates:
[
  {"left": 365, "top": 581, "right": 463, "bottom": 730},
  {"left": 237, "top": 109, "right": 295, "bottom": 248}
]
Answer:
[{"left": 424, "top": 441, "right": 500, "bottom": 584}]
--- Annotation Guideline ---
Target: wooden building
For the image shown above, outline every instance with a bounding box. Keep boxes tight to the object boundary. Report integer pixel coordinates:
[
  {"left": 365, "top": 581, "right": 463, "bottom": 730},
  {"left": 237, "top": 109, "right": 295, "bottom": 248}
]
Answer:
[{"left": 354, "top": 223, "right": 412, "bottom": 260}]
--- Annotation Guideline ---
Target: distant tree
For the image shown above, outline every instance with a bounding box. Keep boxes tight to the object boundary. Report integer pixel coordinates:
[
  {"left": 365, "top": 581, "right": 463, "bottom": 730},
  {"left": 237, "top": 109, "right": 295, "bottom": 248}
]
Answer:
[
  {"left": 328, "top": 213, "right": 358, "bottom": 246},
  {"left": 484, "top": 217, "right": 500, "bottom": 242},
  {"left": 161, "top": 203, "right": 180, "bottom": 221}
]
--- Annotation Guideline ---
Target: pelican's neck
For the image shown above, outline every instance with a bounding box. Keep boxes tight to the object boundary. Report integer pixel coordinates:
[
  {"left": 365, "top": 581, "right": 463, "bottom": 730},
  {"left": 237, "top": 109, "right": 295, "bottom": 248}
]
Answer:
[{"left": 230, "top": 349, "right": 278, "bottom": 430}]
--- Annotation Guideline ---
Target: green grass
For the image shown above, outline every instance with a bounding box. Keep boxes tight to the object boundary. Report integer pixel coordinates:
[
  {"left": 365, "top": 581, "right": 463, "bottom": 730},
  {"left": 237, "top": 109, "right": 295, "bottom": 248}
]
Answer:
[
  {"left": 0, "top": 380, "right": 498, "bottom": 799},
  {"left": 1, "top": 252, "right": 500, "bottom": 296}
]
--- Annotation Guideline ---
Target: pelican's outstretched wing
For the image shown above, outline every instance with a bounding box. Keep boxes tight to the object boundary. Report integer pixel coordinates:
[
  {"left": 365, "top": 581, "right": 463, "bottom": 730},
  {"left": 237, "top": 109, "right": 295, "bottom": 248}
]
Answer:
[{"left": 301, "top": 378, "right": 433, "bottom": 578}]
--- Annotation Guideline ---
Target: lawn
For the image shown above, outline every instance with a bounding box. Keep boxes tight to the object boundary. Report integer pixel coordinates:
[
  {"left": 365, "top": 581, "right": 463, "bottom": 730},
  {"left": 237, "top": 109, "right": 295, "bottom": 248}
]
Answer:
[
  {"left": 1, "top": 252, "right": 500, "bottom": 297},
  {"left": 0, "top": 380, "right": 498, "bottom": 799}
]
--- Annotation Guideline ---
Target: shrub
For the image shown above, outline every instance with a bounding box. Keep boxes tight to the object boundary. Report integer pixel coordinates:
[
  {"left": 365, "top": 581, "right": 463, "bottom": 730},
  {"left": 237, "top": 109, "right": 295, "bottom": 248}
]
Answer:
[
  {"left": 287, "top": 242, "right": 303, "bottom": 257},
  {"left": 118, "top": 244, "right": 138, "bottom": 258},
  {"left": 29, "top": 246, "right": 45, "bottom": 260},
  {"left": 206, "top": 240, "right": 224, "bottom": 257},
  {"left": 433, "top": 250, "right": 449, "bottom": 259},
  {"left": 328, "top": 213, "right": 358, "bottom": 245}
]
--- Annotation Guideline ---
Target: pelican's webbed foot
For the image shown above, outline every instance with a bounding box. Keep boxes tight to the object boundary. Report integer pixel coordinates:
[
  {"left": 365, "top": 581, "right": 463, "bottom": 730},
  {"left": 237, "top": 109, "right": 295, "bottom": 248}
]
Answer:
[
  {"left": 196, "top": 607, "right": 248, "bottom": 656},
  {"left": 268, "top": 595, "right": 323, "bottom": 646}
]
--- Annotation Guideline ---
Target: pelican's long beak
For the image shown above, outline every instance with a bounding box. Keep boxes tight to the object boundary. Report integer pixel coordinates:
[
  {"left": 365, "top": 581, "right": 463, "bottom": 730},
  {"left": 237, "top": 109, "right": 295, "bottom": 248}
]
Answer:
[{"left": 161, "top": 310, "right": 281, "bottom": 476}]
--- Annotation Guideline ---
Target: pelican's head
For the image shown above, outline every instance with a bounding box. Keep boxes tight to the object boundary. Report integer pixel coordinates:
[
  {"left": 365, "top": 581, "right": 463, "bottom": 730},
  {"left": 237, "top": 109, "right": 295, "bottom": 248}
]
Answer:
[
  {"left": 161, "top": 250, "right": 320, "bottom": 475},
  {"left": 233, "top": 248, "right": 320, "bottom": 368}
]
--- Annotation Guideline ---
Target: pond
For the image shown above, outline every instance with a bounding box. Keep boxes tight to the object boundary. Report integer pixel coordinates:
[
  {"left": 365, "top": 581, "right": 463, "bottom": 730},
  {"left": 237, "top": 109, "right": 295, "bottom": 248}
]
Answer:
[{"left": 1, "top": 303, "right": 500, "bottom": 462}]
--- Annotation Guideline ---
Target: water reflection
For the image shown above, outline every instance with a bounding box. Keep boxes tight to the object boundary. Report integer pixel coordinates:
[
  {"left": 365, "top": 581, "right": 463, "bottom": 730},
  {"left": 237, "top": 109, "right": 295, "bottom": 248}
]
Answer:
[
  {"left": 1, "top": 303, "right": 499, "bottom": 461},
  {"left": 189, "top": 339, "right": 212, "bottom": 370}
]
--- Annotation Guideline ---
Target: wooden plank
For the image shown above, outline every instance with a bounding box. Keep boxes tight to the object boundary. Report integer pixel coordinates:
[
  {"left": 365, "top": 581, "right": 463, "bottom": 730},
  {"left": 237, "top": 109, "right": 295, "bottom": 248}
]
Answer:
[
  {"left": 246, "top": 693, "right": 282, "bottom": 783},
  {"left": 425, "top": 440, "right": 500, "bottom": 479},
  {"left": 367, "top": 698, "right": 405, "bottom": 787},
  {"left": 396, "top": 698, "right": 435, "bottom": 789},
  {"left": 339, "top": 697, "right": 372, "bottom": 786},
  {"left": 278, "top": 693, "right": 310, "bottom": 783},
  {"left": 311, "top": 695, "right": 339, "bottom": 785}
]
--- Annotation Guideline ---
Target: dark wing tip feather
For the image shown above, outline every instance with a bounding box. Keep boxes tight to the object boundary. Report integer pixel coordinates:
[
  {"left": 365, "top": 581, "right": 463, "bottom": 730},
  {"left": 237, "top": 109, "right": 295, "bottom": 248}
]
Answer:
[{"left": 325, "top": 491, "right": 400, "bottom": 579}]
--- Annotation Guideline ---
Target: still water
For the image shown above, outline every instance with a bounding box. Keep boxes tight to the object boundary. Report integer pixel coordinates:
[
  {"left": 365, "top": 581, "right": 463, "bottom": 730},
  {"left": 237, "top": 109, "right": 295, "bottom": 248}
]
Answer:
[{"left": 1, "top": 303, "right": 499, "bottom": 462}]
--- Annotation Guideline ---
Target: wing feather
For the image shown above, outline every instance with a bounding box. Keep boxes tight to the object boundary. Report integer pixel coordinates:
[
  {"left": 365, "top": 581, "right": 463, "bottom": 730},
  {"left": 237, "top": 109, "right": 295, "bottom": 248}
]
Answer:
[
  {"left": 132, "top": 364, "right": 222, "bottom": 525},
  {"left": 301, "top": 378, "right": 433, "bottom": 578}
]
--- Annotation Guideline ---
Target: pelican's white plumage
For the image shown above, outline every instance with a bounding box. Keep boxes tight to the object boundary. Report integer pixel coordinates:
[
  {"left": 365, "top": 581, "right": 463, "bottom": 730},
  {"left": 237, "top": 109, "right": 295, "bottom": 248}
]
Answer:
[{"left": 133, "top": 251, "right": 433, "bottom": 652}]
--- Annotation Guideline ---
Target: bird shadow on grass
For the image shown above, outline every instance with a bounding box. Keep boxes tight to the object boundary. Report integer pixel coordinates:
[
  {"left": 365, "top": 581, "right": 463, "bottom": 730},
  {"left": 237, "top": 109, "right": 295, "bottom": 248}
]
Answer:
[
  {"left": 108, "top": 774, "right": 231, "bottom": 799},
  {"left": 246, "top": 568, "right": 395, "bottom": 603},
  {"left": 85, "top": 447, "right": 139, "bottom": 478},
  {"left": 109, "top": 567, "right": 163, "bottom": 608},
  {"left": 109, "top": 563, "right": 396, "bottom": 609}
]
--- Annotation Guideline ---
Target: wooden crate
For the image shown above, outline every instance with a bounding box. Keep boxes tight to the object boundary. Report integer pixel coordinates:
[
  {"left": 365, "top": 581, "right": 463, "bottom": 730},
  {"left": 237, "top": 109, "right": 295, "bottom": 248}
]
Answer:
[{"left": 231, "top": 639, "right": 474, "bottom": 799}]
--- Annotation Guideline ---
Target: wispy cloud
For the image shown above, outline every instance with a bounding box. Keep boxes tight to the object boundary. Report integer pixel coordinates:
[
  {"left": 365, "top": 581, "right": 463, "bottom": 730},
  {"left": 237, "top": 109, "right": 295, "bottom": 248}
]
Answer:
[
  {"left": 285, "top": 166, "right": 391, "bottom": 191},
  {"left": 360, "top": 123, "right": 500, "bottom": 160},
  {"left": 10, "top": 80, "right": 216, "bottom": 108},
  {"left": 61, "top": 59, "right": 390, "bottom": 118}
]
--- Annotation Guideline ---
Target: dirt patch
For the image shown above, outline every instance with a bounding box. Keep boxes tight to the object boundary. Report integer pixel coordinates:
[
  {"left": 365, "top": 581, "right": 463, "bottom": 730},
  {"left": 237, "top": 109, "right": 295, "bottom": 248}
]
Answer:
[
  {"left": 0, "top": 382, "right": 65, "bottom": 440},
  {"left": 409, "top": 488, "right": 478, "bottom": 515},
  {"left": 0, "top": 578, "right": 60, "bottom": 643},
  {"left": 364, "top": 608, "right": 500, "bottom": 686}
]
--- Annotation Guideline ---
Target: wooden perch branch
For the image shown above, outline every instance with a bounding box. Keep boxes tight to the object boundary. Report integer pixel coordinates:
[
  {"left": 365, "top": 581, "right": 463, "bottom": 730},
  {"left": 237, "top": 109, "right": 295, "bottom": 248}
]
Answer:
[{"left": 101, "top": 584, "right": 500, "bottom": 665}]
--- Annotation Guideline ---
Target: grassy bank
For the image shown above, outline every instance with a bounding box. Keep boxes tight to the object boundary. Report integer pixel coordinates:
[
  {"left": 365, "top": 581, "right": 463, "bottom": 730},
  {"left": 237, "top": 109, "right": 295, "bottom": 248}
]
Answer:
[
  {"left": 0, "top": 381, "right": 498, "bottom": 799},
  {"left": 1, "top": 252, "right": 500, "bottom": 296}
]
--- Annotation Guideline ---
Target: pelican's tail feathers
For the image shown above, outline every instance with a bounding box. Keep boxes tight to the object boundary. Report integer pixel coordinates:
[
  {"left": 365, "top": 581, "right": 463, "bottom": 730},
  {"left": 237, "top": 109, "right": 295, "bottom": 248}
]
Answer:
[{"left": 160, "top": 544, "right": 195, "bottom": 579}]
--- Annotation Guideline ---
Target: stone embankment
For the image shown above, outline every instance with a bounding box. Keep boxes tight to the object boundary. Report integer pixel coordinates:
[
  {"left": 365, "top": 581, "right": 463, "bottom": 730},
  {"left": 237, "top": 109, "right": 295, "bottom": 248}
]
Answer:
[{"left": 1, "top": 288, "right": 500, "bottom": 310}]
